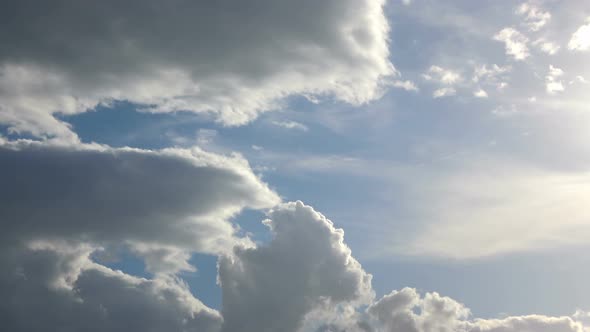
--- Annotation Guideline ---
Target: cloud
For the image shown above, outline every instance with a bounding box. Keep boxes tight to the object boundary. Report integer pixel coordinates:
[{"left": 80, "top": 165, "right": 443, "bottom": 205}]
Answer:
[
  {"left": 0, "top": 137, "right": 262, "bottom": 331},
  {"left": 392, "top": 80, "right": 419, "bottom": 91},
  {"left": 0, "top": 140, "right": 280, "bottom": 272},
  {"left": 423, "top": 66, "right": 462, "bottom": 85},
  {"left": 570, "top": 76, "right": 588, "bottom": 85},
  {"left": 0, "top": 159, "right": 589, "bottom": 332},
  {"left": 516, "top": 2, "right": 551, "bottom": 32},
  {"left": 473, "top": 89, "right": 489, "bottom": 98},
  {"left": 568, "top": 18, "right": 590, "bottom": 51},
  {"left": 196, "top": 129, "right": 219, "bottom": 146},
  {"left": 494, "top": 28, "right": 530, "bottom": 60},
  {"left": 546, "top": 65, "right": 565, "bottom": 94},
  {"left": 272, "top": 120, "right": 309, "bottom": 131},
  {"left": 0, "top": 242, "right": 223, "bottom": 332},
  {"left": 433, "top": 87, "right": 457, "bottom": 98},
  {"left": 216, "top": 201, "right": 590, "bottom": 332},
  {"left": 218, "top": 201, "right": 374, "bottom": 332},
  {"left": 0, "top": 0, "right": 394, "bottom": 139},
  {"left": 397, "top": 157, "right": 590, "bottom": 259},
  {"left": 533, "top": 38, "right": 560, "bottom": 55},
  {"left": 472, "top": 64, "right": 511, "bottom": 84},
  {"left": 422, "top": 66, "right": 462, "bottom": 98},
  {"left": 366, "top": 288, "right": 586, "bottom": 332}
]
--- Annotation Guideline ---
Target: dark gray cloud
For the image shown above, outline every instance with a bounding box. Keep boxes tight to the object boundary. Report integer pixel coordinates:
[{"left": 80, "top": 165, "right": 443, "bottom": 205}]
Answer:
[
  {"left": 0, "top": 243, "right": 222, "bottom": 332},
  {"left": 0, "top": 0, "right": 394, "bottom": 139},
  {"left": 0, "top": 140, "right": 279, "bottom": 273},
  {"left": 0, "top": 140, "right": 261, "bottom": 331}
]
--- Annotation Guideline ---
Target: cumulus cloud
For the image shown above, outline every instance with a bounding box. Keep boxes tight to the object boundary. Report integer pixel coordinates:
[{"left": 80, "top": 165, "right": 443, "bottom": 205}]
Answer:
[
  {"left": 568, "top": 18, "right": 590, "bottom": 51},
  {"left": 215, "top": 202, "right": 590, "bottom": 332},
  {"left": 472, "top": 64, "right": 511, "bottom": 84},
  {"left": 494, "top": 28, "right": 530, "bottom": 60},
  {"left": 533, "top": 38, "right": 560, "bottom": 55},
  {"left": 546, "top": 65, "right": 565, "bottom": 94},
  {"left": 473, "top": 89, "right": 489, "bottom": 98},
  {"left": 423, "top": 66, "right": 462, "bottom": 85},
  {"left": 366, "top": 288, "right": 586, "bottom": 332},
  {"left": 0, "top": 0, "right": 394, "bottom": 139},
  {"left": 218, "top": 201, "right": 374, "bottom": 332},
  {"left": 516, "top": 2, "right": 551, "bottom": 32},
  {"left": 0, "top": 155, "right": 589, "bottom": 332},
  {"left": 433, "top": 87, "right": 457, "bottom": 98},
  {"left": 422, "top": 66, "right": 462, "bottom": 98},
  {"left": 0, "top": 242, "right": 223, "bottom": 332},
  {"left": 392, "top": 80, "right": 419, "bottom": 91}
]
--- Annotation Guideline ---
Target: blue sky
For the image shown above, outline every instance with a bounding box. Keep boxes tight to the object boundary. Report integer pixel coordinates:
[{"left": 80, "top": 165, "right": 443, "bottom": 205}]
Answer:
[{"left": 1, "top": 0, "right": 590, "bottom": 331}]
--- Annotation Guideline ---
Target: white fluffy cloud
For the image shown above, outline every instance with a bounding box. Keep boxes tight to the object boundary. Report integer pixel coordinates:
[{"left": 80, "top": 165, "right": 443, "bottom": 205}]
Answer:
[
  {"left": 494, "top": 28, "right": 530, "bottom": 60},
  {"left": 516, "top": 2, "right": 551, "bottom": 32},
  {"left": 472, "top": 64, "right": 511, "bottom": 84},
  {"left": 473, "top": 89, "right": 489, "bottom": 98},
  {"left": 392, "top": 80, "right": 419, "bottom": 91},
  {"left": 366, "top": 288, "right": 586, "bottom": 332},
  {"left": 423, "top": 66, "right": 462, "bottom": 85},
  {"left": 568, "top": 18, "right": 590, "bottom": 51},
  {"left": 422, "top": 66, "right": 463, "bottom": 98},
  {"left": 433, "top": 87, "right": 457, "bottom": 98},
  {"left": 0, "top": 0, "right": 394, "bottom": 139},
  {"left": 533, "top": 38, "right": 560, "bottom": 55},
  {"left": 546, "top": 65, "right": 565, "bottom": 94}
]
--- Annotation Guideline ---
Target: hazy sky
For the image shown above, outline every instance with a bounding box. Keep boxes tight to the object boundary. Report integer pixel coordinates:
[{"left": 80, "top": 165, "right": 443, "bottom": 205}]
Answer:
[{"left": 1, "top": 1, "right": 590, "bottom": 331}]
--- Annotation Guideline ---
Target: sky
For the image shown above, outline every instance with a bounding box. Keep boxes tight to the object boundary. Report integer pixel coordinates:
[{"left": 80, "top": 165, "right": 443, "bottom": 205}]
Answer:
[{"left": 1, "top": 0, "right": 590, "bottom": 331}]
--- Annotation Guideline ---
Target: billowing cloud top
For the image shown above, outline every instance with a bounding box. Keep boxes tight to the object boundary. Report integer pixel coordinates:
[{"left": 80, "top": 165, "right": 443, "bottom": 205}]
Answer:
[
  {"left": 218, "top": 201, "right": 373, "bottom": 332},
  {"left": 0, "top": 0, "right": 394, "bottom": 139}
]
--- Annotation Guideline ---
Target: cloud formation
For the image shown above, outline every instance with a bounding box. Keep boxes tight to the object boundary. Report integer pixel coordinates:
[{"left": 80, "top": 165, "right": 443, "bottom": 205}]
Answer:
[
  {"left": 546, "top": 65, "right": 565, "bottom": 94},
  {"left": 516, "top": 2, "right": 551, "bottom": 32},
  {"left": 272, "top": 120, "right": 310, "bottom": 131},
  {"left": 366, "top": 288, "right": 586, "bottom": 332},
  {"left": 2, "top": 1, "right": 590, "bottom": 330},
  {"left": 493, "top": 28, "right": 530, "bottom": 60},
  {"left": 0, "top": 140, "right": 280, "bottom": 273},
  {"left": 0, "top": 0, "right": 394, "bottom": 139},
  {"left": 0, "top": 148, "right": 588, "bottom": 332},
  {"left": 218, "top": 201, "right": 373, "bottom": 332},
  {"left": 0, "top": 243, "right": 223, "bottom": 332},
  {"left": 568, "top": 18, "right": 590, "bottom": 51}
]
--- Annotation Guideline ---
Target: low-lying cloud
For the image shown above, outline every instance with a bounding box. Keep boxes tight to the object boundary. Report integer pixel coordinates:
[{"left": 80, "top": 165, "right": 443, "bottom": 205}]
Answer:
[{"left": 0, "top": 142, "right": 587, "bottom": 331}]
